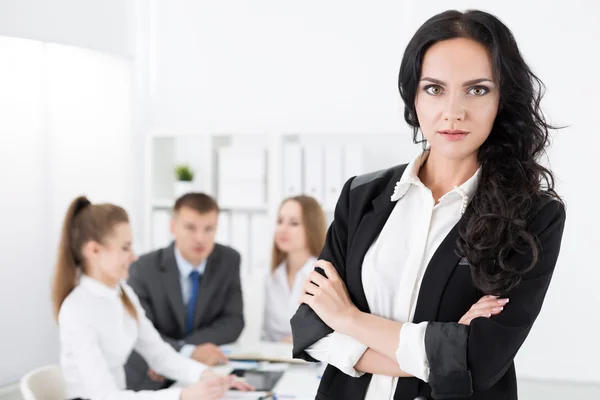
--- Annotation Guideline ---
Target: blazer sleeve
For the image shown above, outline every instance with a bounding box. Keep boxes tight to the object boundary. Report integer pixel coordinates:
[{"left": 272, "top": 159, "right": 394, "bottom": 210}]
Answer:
[
  {"left": 127, "top": 258, "right": 183, "bottom": 351},
  {"left": 424, "top": 198, "right": 566, "bottom": 399},
  {"left": 291, "top": 177, "right": 354, "bottom": 361}
]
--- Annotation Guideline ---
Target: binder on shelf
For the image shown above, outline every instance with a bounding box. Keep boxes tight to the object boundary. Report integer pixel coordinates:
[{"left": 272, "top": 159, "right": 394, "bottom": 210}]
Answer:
[
  {"left": 282, "top": 143, "right": 303, "bottom": 198},
  {"left": 216, "top": 211, "right": 231, "bottom": 246},
  {"left": 218, "top": 147, "right": 266, "bottom": 181},
  {"left": 302, "top": 145, "right": 324, "bottom": 205},
  {"left": 151, "top": 210, "right": 173, "bottom": 249},
  {"left": 230, "top": 212, "right": 251, "bottom": 274},
  {"left": 324, "top": 145, "right": 343, "bottom": 212},
  {"left": 217, "top": 146, "right": 267, "bottom": 208},
  {"left": 343, "top": 144, "right": 365, "bottom": 181},
  {"left": 249, "top": 213, "right": 271, "bottom": 272},
  {"left": 218, "top": 181, "right": 266, "bottom": 209}
]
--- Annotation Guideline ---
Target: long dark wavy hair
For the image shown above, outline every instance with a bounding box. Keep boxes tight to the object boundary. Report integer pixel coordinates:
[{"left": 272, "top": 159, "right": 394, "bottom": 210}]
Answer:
[{"left": 398, "top": 10, "right": 561, "bottom": 295}]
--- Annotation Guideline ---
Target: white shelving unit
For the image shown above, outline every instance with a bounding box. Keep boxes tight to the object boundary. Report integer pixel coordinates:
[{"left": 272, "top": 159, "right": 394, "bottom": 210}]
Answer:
[{"left": 143, "top": 130, "right": 418, "bottom": 274}]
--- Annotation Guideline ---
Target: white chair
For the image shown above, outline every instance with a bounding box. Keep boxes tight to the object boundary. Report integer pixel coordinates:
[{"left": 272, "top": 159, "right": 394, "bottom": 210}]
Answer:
[{"left": 20, "top": 365, "right": 65, "bottom": 400}]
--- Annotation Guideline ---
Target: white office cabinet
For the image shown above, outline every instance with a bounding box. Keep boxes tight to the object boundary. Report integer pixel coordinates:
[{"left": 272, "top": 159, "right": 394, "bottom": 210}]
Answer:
[
  {"left": 218, "top": 146, "right": 267, "bottom": 208},
  {"left": 249, "top": 213, "right": 271, "bottom": 272},
  {"left": 231, "top": 212, "right": 251, "bottom": 274},
  {"left": 216, "top": 211, "right": 231, "bottom": 246},
  {"left": 282, "top": 143, "right": 303, "bottom": 198},
  {"left": 144, "top": 132, "right": 409, "bottom": 254},
  {"left": 343, "top": 144, "right": 364, "bottom": 181},
  {"left": 218, "top": 147, "right": 266, "bottom": 181},
  {"left": 151, "top": 210, "right": 172, "bottom": 249},
  {"left": 324, "top": 145, "right": 344, "bottom": 212},
  {"left": 302, "top": 145, "right": 324, "bottom": 204}
]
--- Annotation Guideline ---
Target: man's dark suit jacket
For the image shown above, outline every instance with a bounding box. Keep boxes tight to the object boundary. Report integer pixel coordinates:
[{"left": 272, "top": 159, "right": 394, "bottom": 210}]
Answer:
[
  {"left": 290, "top": 164, "right": 566, "bottom": 400},
  {"left": 125, "top": 242, "right": 244, "bottom": 390}
]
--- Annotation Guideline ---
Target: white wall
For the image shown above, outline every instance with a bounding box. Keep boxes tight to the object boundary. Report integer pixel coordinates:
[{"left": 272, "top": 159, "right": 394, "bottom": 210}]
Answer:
[
  {"left": 142, "top": 0, "right": 600, "bottom": 383},
  {"left": 0, "top": 37, "right": 52, "bottom": 386},
  {"left": 0, "top": 0, "right": 134, "bottom": 59},
  {"left": 0, "top": 0, "right": 138, "bottom": 385},
  {"left": 0, "top": 36, "right": 133, "bottom": 386}
]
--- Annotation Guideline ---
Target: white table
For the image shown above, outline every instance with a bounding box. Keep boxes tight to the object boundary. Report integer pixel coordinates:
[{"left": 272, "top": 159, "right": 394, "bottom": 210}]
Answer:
[
  {"left": 216, "top": 362, "right": 324, "bottom": 400},
  {"left": 177, "top": 342, "right": 325, "bottom": 400}
]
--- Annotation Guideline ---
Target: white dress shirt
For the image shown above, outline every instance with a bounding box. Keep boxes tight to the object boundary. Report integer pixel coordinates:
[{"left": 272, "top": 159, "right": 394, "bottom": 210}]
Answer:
[
  {"left": 174, "top": 248, "right": 207, "bottom": 358},
  {"left": 59, "top": 275, "right": 207, "bottom": 400},
  {"left": 263, "top": 257, "right": 318, "bottom": 342},
  {"left": 306, "top": 151, "right": 480, "bottom": 400}
]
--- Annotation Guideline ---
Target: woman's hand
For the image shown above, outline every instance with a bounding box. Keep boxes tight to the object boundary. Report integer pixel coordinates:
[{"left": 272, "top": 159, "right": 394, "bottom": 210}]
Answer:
[
  {"left": 228, "top": 377, "right": 254, "bottom": 392},
  {"left": 459, "top": 295, "right": 510, "bottom": 325},
  {"left": 181, "top": 374, "right": 231, "bottom": 400},
  {"left": 299, "top": 260, "right": 359, "bottom": 333},
  {"left": 201, "top": 370, "right": 254, "bottom": 392},
  {"left": 147, "top": 368, "right": 165, "bottom": 383},
  {"left": 280, "top": 335, "right": 294, "bottom": 344}
]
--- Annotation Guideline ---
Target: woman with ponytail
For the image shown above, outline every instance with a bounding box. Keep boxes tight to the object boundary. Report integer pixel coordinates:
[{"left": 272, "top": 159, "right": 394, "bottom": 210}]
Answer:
[
  {"left": 52, "top": 196, "right": 252, "bottom": 400},
  {"left": 291, "top": 9, "right": 566, "bottom": 400}
]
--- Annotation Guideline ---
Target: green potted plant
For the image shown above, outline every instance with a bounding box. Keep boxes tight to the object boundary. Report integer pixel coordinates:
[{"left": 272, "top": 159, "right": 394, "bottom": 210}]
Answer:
[{"left": 174, "top": 164, "right": 195, "bottom": 197}]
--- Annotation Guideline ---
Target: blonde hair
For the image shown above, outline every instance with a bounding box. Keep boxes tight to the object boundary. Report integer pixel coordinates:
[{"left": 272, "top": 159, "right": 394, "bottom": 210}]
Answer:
[
  {"left": 51, "top": 196, "right": 137, "bottom": 321},
  {"left": 270, "top": 196, "right": 327, "bottom": 272}
]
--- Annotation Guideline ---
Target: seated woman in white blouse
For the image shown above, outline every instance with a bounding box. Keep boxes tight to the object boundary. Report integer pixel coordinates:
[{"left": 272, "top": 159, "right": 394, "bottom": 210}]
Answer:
[
  {"left": 51, "top": 196, "right": 252, "bottom": 400},
  {"left": 262, "top": 196, "right": 327, "bottom": 343}
]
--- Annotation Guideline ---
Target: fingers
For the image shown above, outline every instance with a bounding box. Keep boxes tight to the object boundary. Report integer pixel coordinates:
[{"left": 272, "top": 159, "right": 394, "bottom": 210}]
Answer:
[
  {"left": 470, "top": 297, "right": 509, "bottom": 312},
  {"left": 299, "top": 293, "right": 314, "bottom": 307},
  {"left": 476, "top": 294, "right": 498, "bottom": 303},
  {"left": 147, "top": 369, "right": 165, "bottom": 382},
  {"left": 230, "top": 377, "right": 254, "bottom": 391},
  {"left": 303, "top": 266, "right": 337, "bottom": 298},
  {"left": 308, "top": 270, "right": 329, "bottom": 288},
  {"left": 201, "top": 346, "right": 228, "bottom": 366},
  {"left": 212, "top": 347, "right": 228, "bottom": 365},
  {"left": 314, "top": 260, "right": 340, "bottom": 281},
  {"left": 459, "top": 297, "right": 510, "bottom": 326}
]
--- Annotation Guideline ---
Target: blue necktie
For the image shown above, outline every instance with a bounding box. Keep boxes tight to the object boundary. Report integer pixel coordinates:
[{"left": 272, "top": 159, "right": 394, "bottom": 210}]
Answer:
[{"left": 186, "top": 270, "right": 201, "bottom": 335}]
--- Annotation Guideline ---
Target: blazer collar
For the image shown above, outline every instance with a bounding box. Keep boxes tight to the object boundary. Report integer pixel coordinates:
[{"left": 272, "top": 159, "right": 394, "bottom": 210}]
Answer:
[
  {"left": 412, "top": 205, "right": 474, "bottom": 323},
  {"left": 371, "top": 164, "right": 409, "bottom": 214},
  {"left": 348, "top": 162, "right": 475, "bottom": 323}
]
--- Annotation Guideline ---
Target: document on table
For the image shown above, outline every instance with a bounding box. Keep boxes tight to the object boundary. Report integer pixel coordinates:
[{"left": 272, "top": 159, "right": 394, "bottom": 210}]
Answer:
[{"left": 224, "top": 392, "right": 269, "bottom": 399}]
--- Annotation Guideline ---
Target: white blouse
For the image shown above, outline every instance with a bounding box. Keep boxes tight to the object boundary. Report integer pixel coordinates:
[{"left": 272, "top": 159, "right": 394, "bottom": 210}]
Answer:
[
  {"left": 262, "top": 257, "right": 318, "bottom": 342},
  {"left": 306, "top": 152, "right": 480, "bottom": 400},
  {"left": 59, "top": 275, "right": 207, "bottom": 400}
]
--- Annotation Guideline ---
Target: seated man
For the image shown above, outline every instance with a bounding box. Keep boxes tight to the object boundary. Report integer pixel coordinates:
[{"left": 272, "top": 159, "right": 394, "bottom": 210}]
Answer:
[{"left": 125, "top": 193, "right": 244, "bottom": 390}]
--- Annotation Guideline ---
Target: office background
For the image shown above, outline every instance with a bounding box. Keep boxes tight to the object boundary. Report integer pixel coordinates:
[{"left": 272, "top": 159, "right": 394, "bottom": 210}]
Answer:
[{"left": 0, "top": 0, "right": 598, "bottom": 396}]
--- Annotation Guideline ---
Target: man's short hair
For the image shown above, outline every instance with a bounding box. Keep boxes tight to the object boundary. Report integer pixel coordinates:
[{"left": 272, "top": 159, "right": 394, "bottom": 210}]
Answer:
[{"left": 173, "top": 193, "right": 219, "bottom": 214}]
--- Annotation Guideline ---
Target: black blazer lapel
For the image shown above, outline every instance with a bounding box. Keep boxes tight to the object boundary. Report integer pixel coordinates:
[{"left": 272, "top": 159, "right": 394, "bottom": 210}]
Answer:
[
  {"left": 412, "top": 207, "right": 473, "bottom": 324},
  {"left": 193, "top": 246, "right": 222, "bottom": 328},
  {"left": 346, "top": 164, "right": 407, "bottom": 312},
  {"left": 160, "top": 243, "right": 187, "bottom": 333},
  {"left": 393, "top": 208, "right": 473, "bottom": 399}
]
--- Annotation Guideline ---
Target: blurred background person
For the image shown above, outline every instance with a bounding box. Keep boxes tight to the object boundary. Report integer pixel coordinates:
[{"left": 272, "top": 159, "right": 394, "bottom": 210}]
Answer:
[
  {"left": 262, "top": 196, "right": 326, "bottom": 343},
  {"left": 126, "top": 193, "right": 244, "bottom": 390}
]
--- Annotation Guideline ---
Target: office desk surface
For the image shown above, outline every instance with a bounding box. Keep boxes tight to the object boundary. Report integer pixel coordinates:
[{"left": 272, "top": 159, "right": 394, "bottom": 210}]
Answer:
[{"left": 176, "top": 342, "right": 325, "bottom": 400}]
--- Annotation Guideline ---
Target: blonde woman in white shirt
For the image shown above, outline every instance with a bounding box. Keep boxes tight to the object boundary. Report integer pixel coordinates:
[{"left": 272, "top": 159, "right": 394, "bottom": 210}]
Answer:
[
  {"left": 51, "top": 196, "right": 252, "bottom": 400},
  {"left": 262, "top": 196, "right": 326, "bottom": 343}
]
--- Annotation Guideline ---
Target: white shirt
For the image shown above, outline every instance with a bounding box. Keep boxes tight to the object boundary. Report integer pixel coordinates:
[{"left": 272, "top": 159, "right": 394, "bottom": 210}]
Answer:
[
  {"left": 59, "top": 275, "right": 207, "bottom": 400},
  {"left": 306, "top": 151, "right": 480, "bottom": 400},
  {"left": 174, "top": 247, "right": 207, "bottom": 358},
  {"left": 263, "top": 257, "right": 318, "bottom": 342}
]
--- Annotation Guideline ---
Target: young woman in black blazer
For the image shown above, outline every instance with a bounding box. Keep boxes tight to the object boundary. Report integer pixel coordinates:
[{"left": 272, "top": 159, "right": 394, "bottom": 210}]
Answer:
[{"left": 291, "top": 9, "right": 566, "bottom": 400}]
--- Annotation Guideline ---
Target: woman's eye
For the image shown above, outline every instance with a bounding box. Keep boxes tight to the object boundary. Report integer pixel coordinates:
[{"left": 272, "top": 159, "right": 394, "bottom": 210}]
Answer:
[
  {"left": 468, "top": 86, "right": 489, "bottom": 96},
  {"left": 425, "top": 85, "right": 443, "bottom": 95}
]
